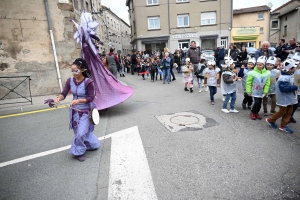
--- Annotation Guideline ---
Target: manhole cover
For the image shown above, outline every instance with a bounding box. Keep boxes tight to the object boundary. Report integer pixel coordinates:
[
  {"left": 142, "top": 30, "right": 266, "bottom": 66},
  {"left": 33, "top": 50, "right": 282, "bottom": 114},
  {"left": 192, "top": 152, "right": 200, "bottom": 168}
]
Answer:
[{"left": 170, "top": 115, "right": 199, "bottom": 125}]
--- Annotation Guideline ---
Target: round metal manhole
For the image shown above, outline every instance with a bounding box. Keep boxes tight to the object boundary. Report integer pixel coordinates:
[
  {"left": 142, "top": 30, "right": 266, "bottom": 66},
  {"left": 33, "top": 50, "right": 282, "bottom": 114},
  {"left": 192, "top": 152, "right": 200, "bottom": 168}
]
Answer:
[{"left": 170, "top": 115, "right": 199, "bottom": 126}]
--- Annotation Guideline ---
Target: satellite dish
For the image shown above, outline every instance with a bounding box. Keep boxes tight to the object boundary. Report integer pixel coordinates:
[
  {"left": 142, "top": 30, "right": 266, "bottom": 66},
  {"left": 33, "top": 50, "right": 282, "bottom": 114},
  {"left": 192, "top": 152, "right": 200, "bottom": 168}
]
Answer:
[{"left": 268, "top": 2, "right": 273, "bottom": 8}]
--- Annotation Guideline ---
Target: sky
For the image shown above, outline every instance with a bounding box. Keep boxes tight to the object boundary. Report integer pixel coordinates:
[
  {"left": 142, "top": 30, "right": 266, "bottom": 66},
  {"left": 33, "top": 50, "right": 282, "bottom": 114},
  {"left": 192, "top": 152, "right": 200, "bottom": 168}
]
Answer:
[{"left": 100, "top": 0, "right": 290, "bottom": 25}]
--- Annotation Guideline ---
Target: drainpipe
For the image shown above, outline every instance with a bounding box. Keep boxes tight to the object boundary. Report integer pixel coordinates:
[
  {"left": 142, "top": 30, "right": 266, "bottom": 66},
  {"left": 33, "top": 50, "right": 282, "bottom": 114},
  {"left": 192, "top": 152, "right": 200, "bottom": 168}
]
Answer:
[
  {"left": 44, "top": 0, "right": 63, "bottom": 92},
  {"left": 168, "top": 0, "right": 170, "bottom": 49}
]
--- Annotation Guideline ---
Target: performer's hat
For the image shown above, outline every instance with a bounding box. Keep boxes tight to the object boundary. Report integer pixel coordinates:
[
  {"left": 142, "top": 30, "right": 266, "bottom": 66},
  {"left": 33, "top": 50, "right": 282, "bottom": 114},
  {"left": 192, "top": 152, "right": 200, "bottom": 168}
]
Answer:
[
  {"left": 200, "top": 54, "right": 206, "bottom": 60},
  {"left": 266, "top": 56, "right": 276, "bottom": 65},
  {"left": 256, "top": 56, "right": 267, "bottom": 64},
  {"left": 185, "top": 58, "right": 190, "bottom": 62},
  {"left": 283, "top": 59, "right": 296, "bottom": 71},
  {"left": 207, "top": 60, "right": 216, "bottom": 66},
  {"left": 247, "top": 57, "right": 256, "bottom": 65}
]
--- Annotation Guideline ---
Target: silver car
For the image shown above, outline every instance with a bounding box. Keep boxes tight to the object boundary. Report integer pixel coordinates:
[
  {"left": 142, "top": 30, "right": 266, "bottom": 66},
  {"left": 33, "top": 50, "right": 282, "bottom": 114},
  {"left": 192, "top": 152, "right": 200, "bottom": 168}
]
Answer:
[{"left": 201, "top": 50, "right": 215, "bottom": 61}]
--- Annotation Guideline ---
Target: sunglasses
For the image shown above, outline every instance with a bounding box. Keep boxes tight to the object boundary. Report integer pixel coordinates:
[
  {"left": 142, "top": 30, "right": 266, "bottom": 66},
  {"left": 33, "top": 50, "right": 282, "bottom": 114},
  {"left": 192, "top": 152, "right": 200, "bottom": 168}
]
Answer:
[
  {"left": 71, "top": 69, "right": 81, "bottom": 74},
  {"left": 296, "top": 46, "right": 300, "bottom": 48}
]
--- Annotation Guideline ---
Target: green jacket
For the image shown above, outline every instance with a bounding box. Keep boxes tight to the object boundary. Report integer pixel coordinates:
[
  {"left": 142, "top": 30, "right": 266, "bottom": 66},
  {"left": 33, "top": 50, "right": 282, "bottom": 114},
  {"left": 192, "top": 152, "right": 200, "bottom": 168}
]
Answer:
[{"left": 246, "top": 66, "right": 270, "bottom": 97}]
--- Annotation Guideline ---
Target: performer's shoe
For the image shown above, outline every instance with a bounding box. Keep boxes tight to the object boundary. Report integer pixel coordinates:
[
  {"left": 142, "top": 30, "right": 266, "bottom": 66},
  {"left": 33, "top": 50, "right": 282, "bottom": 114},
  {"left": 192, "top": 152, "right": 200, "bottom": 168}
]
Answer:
[{"left": 77, "top": 155, "right": 85, "bottom": 162}]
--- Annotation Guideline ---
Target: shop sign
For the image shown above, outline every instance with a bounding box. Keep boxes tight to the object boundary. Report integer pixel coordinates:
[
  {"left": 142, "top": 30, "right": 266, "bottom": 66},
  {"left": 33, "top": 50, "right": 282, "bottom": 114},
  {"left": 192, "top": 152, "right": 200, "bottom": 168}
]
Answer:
[
  {"left": 235, "top": 28, "right": 258, "bottom": 35},
  {"left": 58, "top": 0, "right": 69, "bottom": 3},
  {"left": 172, "top": 34, "right": 197, "bottom": 39}
]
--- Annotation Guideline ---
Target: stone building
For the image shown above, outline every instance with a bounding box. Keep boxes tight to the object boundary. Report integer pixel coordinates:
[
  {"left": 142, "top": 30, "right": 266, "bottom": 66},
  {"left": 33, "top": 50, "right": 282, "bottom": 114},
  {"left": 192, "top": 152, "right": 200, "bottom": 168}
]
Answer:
[
  {"left": 126, "top": 0, "right": 232, "bottom": 53},
  {"left": 232, "top": 5, "right": 271, "bottom": 48},
  {"left": 269, "top": 0, "right": 300, "bottom": 47},
  {"left": 0, "top": 0, "right": 130, "bottom": 99}
]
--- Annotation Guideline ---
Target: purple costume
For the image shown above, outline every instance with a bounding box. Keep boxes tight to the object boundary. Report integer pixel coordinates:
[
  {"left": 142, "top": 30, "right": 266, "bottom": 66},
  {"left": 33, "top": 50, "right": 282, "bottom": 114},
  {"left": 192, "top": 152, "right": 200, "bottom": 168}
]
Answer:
[
  {"left": 71, "top": 12, "right": 134, "bottom": 110},
  {"left": 61, "top": 77, "right": 100, "bottom": 156}
]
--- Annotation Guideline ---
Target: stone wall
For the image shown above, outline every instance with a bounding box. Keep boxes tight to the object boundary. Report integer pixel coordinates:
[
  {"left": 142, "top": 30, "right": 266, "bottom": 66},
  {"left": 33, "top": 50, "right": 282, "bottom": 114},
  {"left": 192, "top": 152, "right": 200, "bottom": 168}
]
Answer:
[{"left": 0, "top": 0, "right": 81, "bottom": 99}]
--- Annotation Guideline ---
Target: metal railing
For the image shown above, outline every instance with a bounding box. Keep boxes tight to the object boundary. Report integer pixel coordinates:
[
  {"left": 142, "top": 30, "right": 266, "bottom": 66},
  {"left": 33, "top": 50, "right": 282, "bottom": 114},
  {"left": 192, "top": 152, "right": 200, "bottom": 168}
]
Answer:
[{"left": 0, "top": 76, "right": 32, "bottom": 105}]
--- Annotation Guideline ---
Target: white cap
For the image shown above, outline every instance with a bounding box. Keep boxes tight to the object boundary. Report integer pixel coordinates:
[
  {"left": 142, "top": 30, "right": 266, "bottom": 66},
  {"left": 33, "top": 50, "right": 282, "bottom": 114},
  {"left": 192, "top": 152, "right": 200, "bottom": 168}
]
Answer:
[
  {"left": 266, "top": 56, "right": 276, "bottom": 65},
  {"left": 248, "top": 57, "right": 256, "bottom": 65},
  {"left": 224, "top": 56, "right": 231, "bottom": 60},
  {"left": 283, "top": 59, "right": 296, "bottom": 71},
  {"left": 292, "top": 52, "right": 300, "bottom": 62},
  {"left": 256, "top": 56, "right": 267, "bottom": 64},
  {"left": 185, "top": 57, "right": 190, "bottom": 62},
  {"left": 225, "top": 57, "right": 234, "bottom": 65},
  {"left": 200, "top": 54, "right": 206, "bottom": 60},
  {"left": 207, "top": 60, "right": 216, "bottom": 66}
]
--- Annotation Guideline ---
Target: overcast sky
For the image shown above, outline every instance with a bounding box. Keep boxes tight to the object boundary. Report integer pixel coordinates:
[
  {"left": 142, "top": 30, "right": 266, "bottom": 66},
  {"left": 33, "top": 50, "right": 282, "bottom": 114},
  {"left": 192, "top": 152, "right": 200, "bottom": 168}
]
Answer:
[{"left": 100, "top": 0, "right": 290, "bottom": 25}]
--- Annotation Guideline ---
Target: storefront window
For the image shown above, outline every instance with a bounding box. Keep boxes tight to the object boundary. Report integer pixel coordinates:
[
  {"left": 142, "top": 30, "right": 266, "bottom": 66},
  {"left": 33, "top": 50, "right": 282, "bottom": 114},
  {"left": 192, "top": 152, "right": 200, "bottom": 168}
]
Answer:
[
  {"left": 178, "top": 41, "right": 189, "bottom": 49},
  {"left": 145, "top": 42, "right": 166, "bottom": 53}
]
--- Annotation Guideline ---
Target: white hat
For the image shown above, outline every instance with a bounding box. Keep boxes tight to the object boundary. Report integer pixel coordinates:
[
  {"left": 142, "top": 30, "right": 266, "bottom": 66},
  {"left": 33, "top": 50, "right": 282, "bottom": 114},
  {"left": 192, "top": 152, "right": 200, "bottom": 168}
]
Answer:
[
  {"left": 200, "top": 54, "right": 206, "bottom": 60},
  {"left": 224, "top": 56, "right": 231, "bottom": 61},
  {"left": 207, "top": 60, "right": 216, "bottom": 66},
  {"left": 225, "top": 57, "right": 234, "bottom": 65},
  {"left": 266, "top": 56, "right": 276, "bottom": 65},
  {"left": 247, "top": 57, "right": 256, "bottom": 65},
  {"left": 283, "top": 59, "right": 296, "bottom": 71},
  {"left": 218, "top": 45, "right": 224, "bottom": 48},
  {"left": 256, "top": 56, "right": 267, "bottom": 64},
  {"left": 292, "top": 52, "right": 300, "bottom": 62},
  {"left": 185, "top": 57, "right": 190, "bottom": 62}
]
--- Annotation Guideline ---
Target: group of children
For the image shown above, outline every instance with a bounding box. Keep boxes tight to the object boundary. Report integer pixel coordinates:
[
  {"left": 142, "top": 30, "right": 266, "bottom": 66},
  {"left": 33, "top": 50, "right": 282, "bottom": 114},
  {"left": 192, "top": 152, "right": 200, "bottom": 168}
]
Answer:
[{"left": 181, "top": 53, "right": 300, "bottom": 133}]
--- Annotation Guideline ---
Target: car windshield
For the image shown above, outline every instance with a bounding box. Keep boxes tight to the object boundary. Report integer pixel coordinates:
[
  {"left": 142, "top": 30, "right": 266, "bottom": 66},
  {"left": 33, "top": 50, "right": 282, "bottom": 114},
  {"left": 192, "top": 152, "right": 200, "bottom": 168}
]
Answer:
[
  {"left": 202, "top": 50, "right": 214, "bottom": 55},
  {"left": 246, "top": 47, "right": 257, "bottom": 52}
]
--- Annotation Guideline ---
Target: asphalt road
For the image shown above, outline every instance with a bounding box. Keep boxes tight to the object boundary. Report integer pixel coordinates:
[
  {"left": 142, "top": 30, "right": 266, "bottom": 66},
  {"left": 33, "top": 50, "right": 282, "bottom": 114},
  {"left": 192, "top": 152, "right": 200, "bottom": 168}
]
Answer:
[{"left": 1, "top": 71, "right": 300, "bottom": 200}]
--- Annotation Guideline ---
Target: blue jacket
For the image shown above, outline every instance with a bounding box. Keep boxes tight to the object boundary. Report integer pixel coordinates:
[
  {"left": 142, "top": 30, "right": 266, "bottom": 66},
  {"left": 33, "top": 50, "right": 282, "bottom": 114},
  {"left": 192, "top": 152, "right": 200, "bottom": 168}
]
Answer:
[
  {"left": 275, "top": 71, "right": 298, "bottom": 106},
  {"left": 218, "top": 48, "right": 225, "bottom": 60},
  {"left": 254, "top": 48, "right": 274, "bottom": 60},
  {"left": 162, "top": 57, "right": 171, "bottom": 69}
]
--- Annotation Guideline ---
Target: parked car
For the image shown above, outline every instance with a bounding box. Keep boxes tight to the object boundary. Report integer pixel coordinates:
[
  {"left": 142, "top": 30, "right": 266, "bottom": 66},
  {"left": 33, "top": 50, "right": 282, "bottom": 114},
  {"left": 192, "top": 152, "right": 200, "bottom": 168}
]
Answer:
[
  {"left": 201, "top": 50, "right": 215, "bottom": 60},
  {"left": 269, "top": 47, "right": 276, "bottom": 54}
]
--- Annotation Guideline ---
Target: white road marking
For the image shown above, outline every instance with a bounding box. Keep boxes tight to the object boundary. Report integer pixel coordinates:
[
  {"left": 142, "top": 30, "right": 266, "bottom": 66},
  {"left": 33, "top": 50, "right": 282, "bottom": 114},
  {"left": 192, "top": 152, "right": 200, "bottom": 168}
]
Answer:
[{"left": 108, "top": 126, "right": 158, "bottom": 200}]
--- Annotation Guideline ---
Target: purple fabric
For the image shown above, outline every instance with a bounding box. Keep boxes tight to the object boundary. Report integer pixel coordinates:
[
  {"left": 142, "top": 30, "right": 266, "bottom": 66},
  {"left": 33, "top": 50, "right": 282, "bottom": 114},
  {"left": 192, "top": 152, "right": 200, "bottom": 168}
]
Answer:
[
  {"left": 71, "top": 13, "right": 134, "bottom": 110},
  {"left": 44, "top": 99, "right": 55, "bottom": 107}
]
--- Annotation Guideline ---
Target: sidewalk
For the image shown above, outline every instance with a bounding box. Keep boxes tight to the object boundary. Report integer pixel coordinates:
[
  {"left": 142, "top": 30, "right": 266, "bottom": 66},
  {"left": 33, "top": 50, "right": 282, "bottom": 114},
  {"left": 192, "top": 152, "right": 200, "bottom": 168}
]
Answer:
[{"left": 0, "top": 94, "right": 73, "bottom": 116}]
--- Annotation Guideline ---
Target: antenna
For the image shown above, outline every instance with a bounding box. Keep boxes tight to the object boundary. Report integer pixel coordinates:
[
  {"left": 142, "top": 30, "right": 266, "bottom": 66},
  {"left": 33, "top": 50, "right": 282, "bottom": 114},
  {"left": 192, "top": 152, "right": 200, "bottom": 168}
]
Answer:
[{"left": 268, "top": 2, "right": 273, "bottom": 8}]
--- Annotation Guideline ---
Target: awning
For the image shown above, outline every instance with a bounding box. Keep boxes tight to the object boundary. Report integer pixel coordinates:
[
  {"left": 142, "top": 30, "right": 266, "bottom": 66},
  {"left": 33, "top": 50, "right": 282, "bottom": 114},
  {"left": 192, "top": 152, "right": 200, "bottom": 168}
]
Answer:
[
  {"left": 141, "top": 36, "right": 169, "bottom": 44},
  {"left": 233, "top": 36, "right": 258, "bottom": 41},
  {"left": 200, "top": 34, "right": 218, "bottom": 39}
]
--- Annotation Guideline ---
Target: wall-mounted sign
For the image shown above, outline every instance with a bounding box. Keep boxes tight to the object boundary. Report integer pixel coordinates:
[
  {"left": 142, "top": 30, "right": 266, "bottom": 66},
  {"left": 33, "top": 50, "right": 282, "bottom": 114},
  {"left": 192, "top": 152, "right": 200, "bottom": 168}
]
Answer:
[
  {"left": 172, "top": 34, "right": 197, "bottom": 39},
  {"left": 58, "top": 0, "right": 69, "bottom": 3},
  {"left": 235, "top": 28, "right": 258, "bottom": 35}
]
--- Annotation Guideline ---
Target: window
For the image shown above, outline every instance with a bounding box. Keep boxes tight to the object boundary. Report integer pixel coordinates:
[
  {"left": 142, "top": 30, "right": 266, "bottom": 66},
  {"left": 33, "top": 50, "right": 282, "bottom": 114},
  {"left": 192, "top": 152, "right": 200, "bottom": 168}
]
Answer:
[
  {"left": 260, "top": 27, "right": 263, "bottom": 34},
  {"left": 258, "top": 13, "right": 264, "bottom": 20},
  {"left": 147, "top": 0, "right": 158, "bottom": 5},
  {"left": 177, "top": 0, "right": 188, "bottom": 2},
  {"left": 177, "top": 14, "right": 189, "bottom": 27},
  {"left": 283, "top": 25, "right": 287, "bottom": 36},
  {"left": 201, "top": 12, "right": 216, "bottom": 25},
  {"left": 271, "top": 20, "right": 279, "bottom": 29},
  {"left": 178, "top": 40, "right": 190, "bottom": 49},
  {"left": 148, "top": 17, "right": 160, "bottom": 29}
]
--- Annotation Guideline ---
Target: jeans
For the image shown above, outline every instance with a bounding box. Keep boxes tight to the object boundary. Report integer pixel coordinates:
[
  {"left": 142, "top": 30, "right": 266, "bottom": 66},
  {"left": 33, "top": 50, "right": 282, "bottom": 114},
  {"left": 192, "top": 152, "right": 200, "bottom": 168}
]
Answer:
[
  {"left": 119, "top": 65, "right": 125, "bottom": 75},
  {"left": 197, "top": 78, "right": 204, "bottom": 89},
  {"left": 209, "top": 86, "right": 217, "bottom": 101},
  {"left": 163, "top": 68, "right": 170, "bottom": 83},
  {"left": 223, "top": 92, "right": 236, "bottom": 110}
]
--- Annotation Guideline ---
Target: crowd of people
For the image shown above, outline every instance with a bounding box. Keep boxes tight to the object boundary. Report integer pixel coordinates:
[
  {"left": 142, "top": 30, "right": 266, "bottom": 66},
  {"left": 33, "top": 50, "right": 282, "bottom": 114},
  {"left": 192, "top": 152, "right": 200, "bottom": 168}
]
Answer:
[{"left": 100, "top": 39, "right": 300, "bottom": 134}]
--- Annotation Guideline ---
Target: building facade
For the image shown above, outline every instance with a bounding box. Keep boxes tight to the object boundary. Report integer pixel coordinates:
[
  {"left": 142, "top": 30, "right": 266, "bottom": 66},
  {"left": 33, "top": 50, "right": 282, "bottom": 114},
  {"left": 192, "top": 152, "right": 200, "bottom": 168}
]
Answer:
[
  {"left": 0, "top": 0, "right": 130, "bottom": 98},
  {"left": 126, "top": 0, "right": 232, "bottom": 53},
  {"left": 232, "top": 5, "right": 270, "bottom": 48},
  {"left": 269, "top": 0, "right": 300, "bottom": 47}
]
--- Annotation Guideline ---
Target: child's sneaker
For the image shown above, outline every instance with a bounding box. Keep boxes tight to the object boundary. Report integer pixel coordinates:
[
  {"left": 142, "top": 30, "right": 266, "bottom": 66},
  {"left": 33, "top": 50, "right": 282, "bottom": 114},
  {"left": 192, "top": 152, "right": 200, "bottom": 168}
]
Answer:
[
  {"left": 247, "top": 105, "right": 251, "bottom": 110},
  {"left": 190, "top": 88, "right": 193, "bottom": 93},
  {"left": 255, "top": 113, "right": 262, "bottom": 120},
  {"left": 229, "top": 109, "right": 239, "bottom": 113},
  {"left": 250, "top": 112, "right": 256, "bottom": 120},
  {"left": 211, "top": 101, "right": 215, "bottom": 105},
  {"left": 242, "top": 104, "right": 247, "bottom": 110},
  {"left": 279, "top": 126, "right": 293, "bottom": 133},
  {"left": 263, "top": 112, "right": 268, "bottom": 116},
  {"left": 221, "top": 109, "right": 229, "bottom": 113},
  {"left": 199, "top": 89, "right": 202, "bottom": 93},
  {"left": 265, "top": 118, "right": 277, "bottom": 129},
  {"left": 184, "top": 87, "right": 189, "bottom": 91}
]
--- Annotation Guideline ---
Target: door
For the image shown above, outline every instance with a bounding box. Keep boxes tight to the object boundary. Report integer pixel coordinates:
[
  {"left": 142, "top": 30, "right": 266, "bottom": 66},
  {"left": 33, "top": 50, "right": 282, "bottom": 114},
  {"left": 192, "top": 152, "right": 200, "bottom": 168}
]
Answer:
[{"left": 221, "top": 38, "right": 227, "bottom": 49}]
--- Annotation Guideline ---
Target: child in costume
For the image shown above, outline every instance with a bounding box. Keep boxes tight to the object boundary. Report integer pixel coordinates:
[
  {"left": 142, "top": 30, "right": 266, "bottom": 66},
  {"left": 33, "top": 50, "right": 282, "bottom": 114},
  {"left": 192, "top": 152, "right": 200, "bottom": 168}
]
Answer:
[
  {"left": 290, "top": 53, "right": 300, "bottom": 123},
  {"left": 266, "top": 59, "right": 298, "bottom": 133},
  {"left": 182, "top": 58, "right": 193, "bottom": 93},
  {"left": 246, "top": 56, "right": 270, "bottom": 120},
  {"left": 195, "top": 54, "right": 207, "bottom": 92},
  {"left": 204, "top": 60, "right": 220, "bottom": 105}
]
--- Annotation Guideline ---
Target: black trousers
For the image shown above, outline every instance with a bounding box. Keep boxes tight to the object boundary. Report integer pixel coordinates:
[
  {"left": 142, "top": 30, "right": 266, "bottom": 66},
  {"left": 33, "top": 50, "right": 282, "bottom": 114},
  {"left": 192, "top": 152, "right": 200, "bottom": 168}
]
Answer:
[
  {"left": 242, "top": 93, "right": 253, "bottom": 106},
  {"left": 291, "top": 97, "right": 300, "bottom": 117},
  {"left": 251, "top": 97, "right": 262, "bottom": 113},
  {"left": 170, "top": 68, "right": 175, "bottom": 80}
]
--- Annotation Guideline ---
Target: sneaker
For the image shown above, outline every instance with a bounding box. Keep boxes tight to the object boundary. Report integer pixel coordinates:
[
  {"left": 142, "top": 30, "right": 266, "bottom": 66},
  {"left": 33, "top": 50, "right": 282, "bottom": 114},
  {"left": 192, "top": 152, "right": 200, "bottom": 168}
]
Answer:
[
  {"left": 222, "top": 97, "right": 225, "bottom": 101},
  {"left": 211, "top": 101, "right": 215, "bottom": 105},
  {"left": 289, "top": 117, "right": 296, "bottom": 123},
  {"left": 184, "top": 87, "right": 189, "bottom": 91},
  {"left": 229, "top": 109, "right": 239, "bottom": 113},
  {"left": 222, "top": 109, "right": 229, "bottom": 113},
  {"left": 265, "top": 118, "right": 278, "bottom": 129},
  {"left": 256, "top": 113, "right": 262, "bottom": 120},
  {"left": 229, "top": 100, "right": 231, "bottom": 103},
  {"left": 263, "top": 112, "right": 268, "bottom": 116},
  {"left": 279, "top": 126, "right": 294, "bottom": 133},
  {"left": 250, "top": 112, "right": 256, "bottom": 120},
  {"left": 190, "top": 88, "right": 193, "bottom": 93},
  {"left": 242, "top": 104, "right": 247, "bottom": 110},
  {"left": 77, "top": 155, "right": 85, "bottom": 162},
  {"left": 199, "top": 89, "right": 202, "bottom": 93},
  {"left": 247, "top": 106, "right": 251, "bottom": 110},
  {"left": 205, "top": 87, "right": 208, "bottom": 92}
]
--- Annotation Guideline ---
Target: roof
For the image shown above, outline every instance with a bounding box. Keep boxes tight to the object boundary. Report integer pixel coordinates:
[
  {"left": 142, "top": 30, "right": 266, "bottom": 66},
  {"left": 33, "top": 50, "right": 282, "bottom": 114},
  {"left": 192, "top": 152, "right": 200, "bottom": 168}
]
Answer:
[
  {"left": 233, "top": 5, "right": 270, "bottom": 15},
  {"left": 272, "top": 0, "right": 297, "bottom": 12}
]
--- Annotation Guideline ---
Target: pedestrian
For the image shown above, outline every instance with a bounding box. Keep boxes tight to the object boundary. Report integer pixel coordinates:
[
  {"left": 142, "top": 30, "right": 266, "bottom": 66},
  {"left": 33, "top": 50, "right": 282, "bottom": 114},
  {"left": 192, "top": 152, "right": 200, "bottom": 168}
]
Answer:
[
  {"left": 131, "top": 51, "right": 137, "bottom": 75},
  {"left": 125, "top": 55, "right": 131, "bottom": 73},
  {"left": 221, "top": 58, "right": 240, "bottom": 113},
  {"left": 246, "top": 56, "right": 271, "bottom": 120},
  {"left": 139, "top": 58, "right": 147, "bottom": 80},
  {"left": 117, "top": 53, "right": 125, "bottom": 77},
  {"left": 162, "top": 52, "right": 171, "bottom": 84},
  {"left": 290, "top": 53, "right": 300, "bottom": 123},
  {"left": 150, "top": 57, "right": 157, "bottom": 82},
  {"left": 275, "top": 57, "right": 283, "bottom": 70},
  {"left": 54, "top": 58, "right": 100, "bottom": 161},
  {"left": 266, "top": 59, "right": 298, "bottom": 133},
  {"left": 218, "top": 45, "right": 225, "bottom": 69},
  {"left": 164, "top": 47, "right": 176, "bottom": 81},
  {"left": 174, "top": 49, "right": 182, "bottom": 73},
  {"left": 274, "top": 39, "right": 288, "bottom": 62},
  {"left": 186, "top": 41, "right": 201, "bottom": 73},
  {"left": 238, "top": 57, "right": 256, "bottom": 110},
  {"left": 254, "top": 41, "right": 274, "bottom": 60},
  {"left": 195, "top": 54, "right": 207, "bottom": 92},
  {"left": 237, "top": 46, "right": 248, "bottom": 68},
  {"left": 262, "top": 56, "right": 280, "bottom": 115},
  {"left": 182, "top": 57, "right": 193, "bottom": 93},
  {"left": 204, "top": 60, "right": 220, "bottom": 105}
]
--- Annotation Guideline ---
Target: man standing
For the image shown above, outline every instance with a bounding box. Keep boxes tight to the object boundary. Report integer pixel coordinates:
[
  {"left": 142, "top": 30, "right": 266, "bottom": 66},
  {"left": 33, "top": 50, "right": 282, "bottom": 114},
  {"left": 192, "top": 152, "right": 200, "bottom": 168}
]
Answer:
[
  {"left": 217, "top": 45, "right": 225, "bottom": 69},
  {"left": 186, "top": 41, "right": 201, "bottom": 73},
  {"left": 286, "top": 38, "right": 296, "bottom": 52},
  {"left": 131, "top": 51, "right": 137, "bottom": 75},
  {"left": 106, "top": 48, "right": 119, "bottom": 78},
  {"left": 254, "top": 41, "right": 274, "bottom": 60},
  {"left": 274, "top": 39, "right": 288, "bottom": 61}
]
